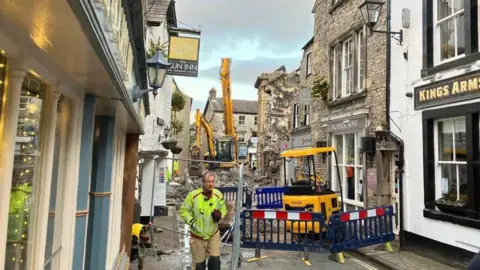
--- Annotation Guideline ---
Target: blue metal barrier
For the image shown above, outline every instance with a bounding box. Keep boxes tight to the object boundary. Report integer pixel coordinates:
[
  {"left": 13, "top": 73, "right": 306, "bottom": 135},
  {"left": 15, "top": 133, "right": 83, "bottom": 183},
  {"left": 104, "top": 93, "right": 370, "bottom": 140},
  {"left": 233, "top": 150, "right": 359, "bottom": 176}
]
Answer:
[
  {"left": 254, "top": 187, "right": 286, "bottom": 209},
  {"left": 217, "top": 186, "right": 252, "bottom": 209},
  {"left": 240, "top": 209, "right": 328, "bottom": 252},
  {"left": 327, "top": 206, "right": 395, "bottom": 253}
]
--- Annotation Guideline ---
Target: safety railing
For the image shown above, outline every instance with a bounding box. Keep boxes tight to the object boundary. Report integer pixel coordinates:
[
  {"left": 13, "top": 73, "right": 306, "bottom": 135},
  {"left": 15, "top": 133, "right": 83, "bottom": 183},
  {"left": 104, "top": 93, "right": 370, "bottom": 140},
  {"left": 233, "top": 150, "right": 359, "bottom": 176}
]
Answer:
[
  {"left": 327, "top": 205, "right": 395, "bottom": 253},
  {"left": 254, "top": 187, "right": 285, "bottom": 209},
  {"left": 217, "top": 186, "right": 252, "bottom": 209},
  {"left": 240, "top": 209, "right": 328, "bottom": 252}
]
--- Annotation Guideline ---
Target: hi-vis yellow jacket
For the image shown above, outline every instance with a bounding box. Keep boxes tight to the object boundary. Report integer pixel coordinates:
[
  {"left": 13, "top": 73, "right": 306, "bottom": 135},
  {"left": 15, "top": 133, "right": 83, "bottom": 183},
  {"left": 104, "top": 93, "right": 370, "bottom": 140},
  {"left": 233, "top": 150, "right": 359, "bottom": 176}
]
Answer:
[{"left": 180, "top": 188, "right": 227, "bottom": 240}]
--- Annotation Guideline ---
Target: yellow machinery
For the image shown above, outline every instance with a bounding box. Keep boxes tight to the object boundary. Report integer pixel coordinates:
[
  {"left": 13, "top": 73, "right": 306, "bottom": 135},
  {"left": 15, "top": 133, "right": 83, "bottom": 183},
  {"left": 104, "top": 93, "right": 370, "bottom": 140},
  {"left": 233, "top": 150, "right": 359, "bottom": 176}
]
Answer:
[
  {"left": 281, "top": 147, "right": 344, "bottom": 235},
  {"left": 219, "top": 58, "right": 249, "bottom": 165}
]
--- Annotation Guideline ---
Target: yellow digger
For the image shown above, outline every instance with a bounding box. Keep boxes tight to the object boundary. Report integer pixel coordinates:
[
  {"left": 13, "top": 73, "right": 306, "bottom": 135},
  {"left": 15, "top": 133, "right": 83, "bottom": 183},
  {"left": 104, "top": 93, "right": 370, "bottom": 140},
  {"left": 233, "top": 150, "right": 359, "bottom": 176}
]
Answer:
[{"left": 280, "top": 147, "right": 344, "bottom": 235}]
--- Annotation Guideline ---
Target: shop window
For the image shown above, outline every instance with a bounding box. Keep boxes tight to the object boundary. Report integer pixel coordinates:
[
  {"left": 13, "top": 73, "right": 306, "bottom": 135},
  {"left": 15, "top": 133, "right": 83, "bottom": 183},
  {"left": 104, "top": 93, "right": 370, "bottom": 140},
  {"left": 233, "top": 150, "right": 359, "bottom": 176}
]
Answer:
[
  {"left": 332, "top": 132, "right": 364, "bottom": 210},
  {"left": 5, "top": 74, "right": 46, "bottom": 269},
  {"left": 239, "top": 115, "right": 245, "bottom": 126},
  {"left": 422, "top": 103, "right": 480, "bottom": 229}
]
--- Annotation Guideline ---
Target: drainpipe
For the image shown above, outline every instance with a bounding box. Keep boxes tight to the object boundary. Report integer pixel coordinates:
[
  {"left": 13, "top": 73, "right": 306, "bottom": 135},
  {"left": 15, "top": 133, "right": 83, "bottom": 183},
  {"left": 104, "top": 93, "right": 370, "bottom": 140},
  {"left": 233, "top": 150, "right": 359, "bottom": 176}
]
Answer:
[{"left": 385, "top": 0, "right": 392, "bottom": 131}]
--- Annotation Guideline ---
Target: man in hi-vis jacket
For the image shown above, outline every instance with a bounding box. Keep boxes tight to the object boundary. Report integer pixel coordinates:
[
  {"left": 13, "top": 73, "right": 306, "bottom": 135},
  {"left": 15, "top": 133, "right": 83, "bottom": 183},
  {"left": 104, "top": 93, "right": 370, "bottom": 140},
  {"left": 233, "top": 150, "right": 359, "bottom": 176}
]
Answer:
[{"left": 180, "top": 171, "right": 227, "bottom": 270}]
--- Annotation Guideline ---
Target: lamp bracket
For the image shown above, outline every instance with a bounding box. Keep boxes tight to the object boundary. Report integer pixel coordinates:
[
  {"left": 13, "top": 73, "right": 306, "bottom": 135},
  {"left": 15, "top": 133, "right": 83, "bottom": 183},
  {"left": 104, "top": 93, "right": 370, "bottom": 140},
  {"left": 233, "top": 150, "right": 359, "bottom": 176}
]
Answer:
[
  {"left": 132, "top": 85, "right": 158, "bottom": 103},
  {"left": 371, "top": 29, "right": 403, "bottom": 45}
]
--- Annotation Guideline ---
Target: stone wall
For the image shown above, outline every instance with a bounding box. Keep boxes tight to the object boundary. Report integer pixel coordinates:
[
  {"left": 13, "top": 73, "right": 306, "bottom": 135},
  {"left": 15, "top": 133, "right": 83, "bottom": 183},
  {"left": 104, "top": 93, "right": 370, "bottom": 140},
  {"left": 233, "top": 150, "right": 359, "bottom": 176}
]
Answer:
[
  {"left": 310, "top": 0, "right": 388, "bottom": 207},
  {"left": 256, "top": 70, "right": 299, "bottom": 183}
]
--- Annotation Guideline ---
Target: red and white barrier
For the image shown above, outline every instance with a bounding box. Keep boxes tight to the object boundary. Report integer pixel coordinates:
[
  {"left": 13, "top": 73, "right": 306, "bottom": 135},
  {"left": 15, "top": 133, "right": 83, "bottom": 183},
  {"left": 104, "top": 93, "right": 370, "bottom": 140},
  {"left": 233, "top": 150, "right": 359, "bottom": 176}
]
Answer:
[
  {"left": 340, "top": 207, "right": 385, "bottom": 222},
  {"left": 252, "top": 210, "right": 312, "bottom": 221}
]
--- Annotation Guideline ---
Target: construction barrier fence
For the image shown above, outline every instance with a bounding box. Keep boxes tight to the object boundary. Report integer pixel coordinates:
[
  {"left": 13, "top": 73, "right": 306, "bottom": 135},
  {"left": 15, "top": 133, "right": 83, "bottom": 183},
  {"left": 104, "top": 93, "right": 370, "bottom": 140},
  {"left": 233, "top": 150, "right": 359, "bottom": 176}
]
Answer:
[{"left": 254, "top": 187, "right": 286, "bottom": 209}]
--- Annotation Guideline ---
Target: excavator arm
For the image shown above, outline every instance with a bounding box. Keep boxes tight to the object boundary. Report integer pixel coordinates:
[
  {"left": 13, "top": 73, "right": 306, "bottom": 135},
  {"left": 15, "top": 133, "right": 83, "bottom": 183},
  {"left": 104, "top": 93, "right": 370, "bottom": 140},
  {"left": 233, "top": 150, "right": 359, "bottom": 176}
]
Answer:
[
  {"left": 195, "top": 109, "right": 216, "bottom": 159},
  {"left": 220, "top": 58, "right": 238, "bottom": 161}
]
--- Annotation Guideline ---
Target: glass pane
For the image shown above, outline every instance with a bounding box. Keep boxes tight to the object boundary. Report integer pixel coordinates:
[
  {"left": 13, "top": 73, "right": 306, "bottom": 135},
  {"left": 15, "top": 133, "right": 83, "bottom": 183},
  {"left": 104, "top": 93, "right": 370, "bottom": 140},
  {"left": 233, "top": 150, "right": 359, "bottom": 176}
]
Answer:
[
  {"left": 332, "top": 165, "right": 343, "bottom": 193},
  {"left": 437, "top": 119, "right": 454, "bottom": 161},
  {"left": 0, "top": 51, "right": 7, "bottom": 120},
  {"left": 456, "top": 14, "right": 465, "bottom": 56},
  {"left": 453, "top": 0, "right": 464, "bottom": 13},
  {"left": 346, "top": 166, "right": 355, "bottom": 200},
  {"left": 438, "top": 0, "right": 453, "bottom": 21},
  {"left": 357, "top": 133, "right": 363, "bottom": 166},
  {"left": 345, "top": 133, "right": 355, "bottom": 165},
  {"left": 439, "top": 164, "right": 467, "bottom": 202},
  {"left": 334, "top": 135, "right": 343, "bottom": 164},
  {"left": 454, "top": 118, "right": 466, "bottom": 162},
  {"left": 439, "top": 18, "right": 456, "bottom": 61},
  {"left": 5, "top": 81, "right": 45, "bottom": 270}
]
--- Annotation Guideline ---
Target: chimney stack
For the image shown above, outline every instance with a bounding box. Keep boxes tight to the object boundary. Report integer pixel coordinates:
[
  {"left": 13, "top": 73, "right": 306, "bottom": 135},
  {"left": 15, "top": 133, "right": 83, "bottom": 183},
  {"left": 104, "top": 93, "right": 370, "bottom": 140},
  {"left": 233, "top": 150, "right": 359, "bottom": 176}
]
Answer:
[{"left": 209, "top": 87, "right": 217, "bottom": 100}]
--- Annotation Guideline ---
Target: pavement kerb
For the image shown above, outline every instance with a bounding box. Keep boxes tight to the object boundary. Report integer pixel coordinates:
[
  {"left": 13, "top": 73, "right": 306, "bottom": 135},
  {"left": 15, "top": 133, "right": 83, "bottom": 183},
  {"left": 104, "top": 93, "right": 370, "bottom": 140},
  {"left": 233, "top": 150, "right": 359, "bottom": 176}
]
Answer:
[{"left": 351, "top": 250, "right": 400, "bottom": 270}]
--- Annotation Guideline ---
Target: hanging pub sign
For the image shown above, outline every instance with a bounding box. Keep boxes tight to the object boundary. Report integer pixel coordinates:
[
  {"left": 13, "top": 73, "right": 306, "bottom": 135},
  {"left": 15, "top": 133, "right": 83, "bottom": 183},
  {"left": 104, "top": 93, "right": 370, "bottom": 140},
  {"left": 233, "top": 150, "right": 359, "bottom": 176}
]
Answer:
[
  {"left": 167, "top": 36, "right": 200, "bottom": 77},
  {"left": 414, "top": 70, "right": 480, "bottom": 110}
]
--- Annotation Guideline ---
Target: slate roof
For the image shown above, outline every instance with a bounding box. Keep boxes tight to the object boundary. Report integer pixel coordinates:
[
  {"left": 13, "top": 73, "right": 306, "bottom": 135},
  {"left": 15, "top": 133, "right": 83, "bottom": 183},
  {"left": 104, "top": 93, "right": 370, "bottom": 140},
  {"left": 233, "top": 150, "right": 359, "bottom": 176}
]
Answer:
[
  {"left": 146, "top": 0, "right": 171, "bottom": 25},
  {"left": 209, "top": 98, "right": 258, "bottom": 114}
]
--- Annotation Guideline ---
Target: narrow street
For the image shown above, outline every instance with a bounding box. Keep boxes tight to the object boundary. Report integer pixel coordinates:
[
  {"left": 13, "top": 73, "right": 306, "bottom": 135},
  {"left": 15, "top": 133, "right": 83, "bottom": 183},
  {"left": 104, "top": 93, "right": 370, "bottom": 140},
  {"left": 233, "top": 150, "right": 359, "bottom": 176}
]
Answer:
[{"left": 132, "top": 206, "right": 387, "bottom": 270}]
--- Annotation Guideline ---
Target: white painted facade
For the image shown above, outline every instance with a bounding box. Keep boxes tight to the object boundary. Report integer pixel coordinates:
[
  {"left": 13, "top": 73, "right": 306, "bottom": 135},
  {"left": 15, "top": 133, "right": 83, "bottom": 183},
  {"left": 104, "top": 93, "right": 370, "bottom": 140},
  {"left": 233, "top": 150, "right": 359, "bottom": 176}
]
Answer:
[
  {"left": 391, "top": 0, "right": 480, "bottom": 253},
  {"left": 138, "top": 14, "right": 175, "bottom": 217}
]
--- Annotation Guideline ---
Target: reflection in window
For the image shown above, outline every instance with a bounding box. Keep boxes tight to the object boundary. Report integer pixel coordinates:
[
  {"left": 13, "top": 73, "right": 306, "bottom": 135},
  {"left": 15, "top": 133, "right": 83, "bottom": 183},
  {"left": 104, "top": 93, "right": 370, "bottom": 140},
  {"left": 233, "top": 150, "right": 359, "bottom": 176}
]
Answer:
[
  {"left": 437, "top": 0, "right": 465, "bottom": 62},
  {"left": 436, "top": 117, "right": 468, "bottom": 206},
  {"left": 5, "top": 74, "right": 46, "bottom": 270}
]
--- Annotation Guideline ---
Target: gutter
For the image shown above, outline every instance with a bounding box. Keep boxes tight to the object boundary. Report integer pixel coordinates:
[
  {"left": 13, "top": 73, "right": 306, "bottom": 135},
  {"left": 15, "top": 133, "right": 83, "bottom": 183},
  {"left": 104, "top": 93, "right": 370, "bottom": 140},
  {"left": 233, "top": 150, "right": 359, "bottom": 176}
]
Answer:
[{"left": 67, "top": 0, "right": 145, "bottom": 134}]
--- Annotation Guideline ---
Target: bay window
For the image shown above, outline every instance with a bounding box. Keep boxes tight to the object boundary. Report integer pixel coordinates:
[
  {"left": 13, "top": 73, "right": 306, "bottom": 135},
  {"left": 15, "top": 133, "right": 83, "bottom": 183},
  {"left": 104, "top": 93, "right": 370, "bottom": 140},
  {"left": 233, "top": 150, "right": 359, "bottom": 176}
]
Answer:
[
  {"left": 331, "top": 132, "right": 364, "bottom": 211},
  {"left": 423, "top": 103, "right": 480, "bottom": 228}
]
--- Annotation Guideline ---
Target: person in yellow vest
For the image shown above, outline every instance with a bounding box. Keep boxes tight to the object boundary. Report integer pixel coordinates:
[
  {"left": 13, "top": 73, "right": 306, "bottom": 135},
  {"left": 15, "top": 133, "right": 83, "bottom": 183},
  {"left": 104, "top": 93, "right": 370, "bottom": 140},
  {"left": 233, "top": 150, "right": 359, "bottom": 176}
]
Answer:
[{"left": 179, "top": 171, "right": 227, "bottom": 270}]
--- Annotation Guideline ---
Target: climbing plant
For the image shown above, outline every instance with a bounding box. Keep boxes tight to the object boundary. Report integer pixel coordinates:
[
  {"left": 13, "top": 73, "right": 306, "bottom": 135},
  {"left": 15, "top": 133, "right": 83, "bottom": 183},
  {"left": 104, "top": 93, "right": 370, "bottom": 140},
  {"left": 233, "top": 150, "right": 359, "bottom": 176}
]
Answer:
[
  {"left": 146, "top": 37, "right": 169, "bottom": 59},
  {"left": 311, "top": 77, "right": 329, "bottom": 101}
]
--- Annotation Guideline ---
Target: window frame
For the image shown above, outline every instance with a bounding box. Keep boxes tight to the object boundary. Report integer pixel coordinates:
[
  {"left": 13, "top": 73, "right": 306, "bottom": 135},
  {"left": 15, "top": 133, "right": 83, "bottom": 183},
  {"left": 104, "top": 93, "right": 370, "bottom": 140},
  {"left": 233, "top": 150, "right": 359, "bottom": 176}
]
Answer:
[
  {"left": 238, "top": 132, "right": 246, "bottom": 143},
  {"left": 433, "top": 0, "right": 466, "bottom": 65},
  {"left": 254, "top": 116, "right": 257, "bottom": 126},
  {"left": 330, "top": 29, "right": 365, "bottom": 100},
  {"left": 422, "top": 0, "right": 478, "bottom": 77},
  {"left": 293, "top": 104, "right": 299, "bottom": 129},
  {"left": 422, "top": 102, "right": 480, "bottom": 228},
  {"left": 331, "top": 132, "right": 364, "bottom": 210},
  {"left": 306, "top": 52, "right": 312, "bottom": 76},
  {"left": 239, "top": 115, "right": 245, "bottom": 126},
  {"left": 303, "top": 105, "right": 310, "bottom": 126}
]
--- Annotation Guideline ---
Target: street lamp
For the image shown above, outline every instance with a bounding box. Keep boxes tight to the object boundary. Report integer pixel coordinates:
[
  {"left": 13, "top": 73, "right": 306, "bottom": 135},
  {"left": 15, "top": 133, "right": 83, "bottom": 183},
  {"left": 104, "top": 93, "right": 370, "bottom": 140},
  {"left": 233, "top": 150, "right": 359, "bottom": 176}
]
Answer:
[
  {"left": 358, "top": 0, "right": 402, "bottom": 45},
  {"left": 358, "top": 0, "right": 402, "bottom": 131},
  {"left": 132, "top": 49, "right": 172, "bottom": 103}
]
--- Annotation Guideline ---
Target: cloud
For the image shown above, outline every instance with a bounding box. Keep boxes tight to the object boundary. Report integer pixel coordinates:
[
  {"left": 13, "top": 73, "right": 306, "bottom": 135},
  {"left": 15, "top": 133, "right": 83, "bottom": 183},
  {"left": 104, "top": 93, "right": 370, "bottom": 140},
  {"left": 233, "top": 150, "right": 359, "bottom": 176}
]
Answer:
[{"left": 175, "top": 0, "right": 316, "bottom": 59}]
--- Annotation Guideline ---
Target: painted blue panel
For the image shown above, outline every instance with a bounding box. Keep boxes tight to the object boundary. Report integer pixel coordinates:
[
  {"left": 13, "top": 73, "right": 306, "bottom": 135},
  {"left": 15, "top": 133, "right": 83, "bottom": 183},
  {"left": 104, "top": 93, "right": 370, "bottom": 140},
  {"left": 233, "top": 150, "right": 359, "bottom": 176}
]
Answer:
[
  {"left": 72, "top": 94, "right": 96, "bottom": 270},
  {"left": 84, "top": 115, "right": 115, "bottom": 270},
  {"left": 72, "top": 216, "right": 88, "bottom": 270},
  {"left": 76, "top": 94, "right": 96, "bottom": 210}
]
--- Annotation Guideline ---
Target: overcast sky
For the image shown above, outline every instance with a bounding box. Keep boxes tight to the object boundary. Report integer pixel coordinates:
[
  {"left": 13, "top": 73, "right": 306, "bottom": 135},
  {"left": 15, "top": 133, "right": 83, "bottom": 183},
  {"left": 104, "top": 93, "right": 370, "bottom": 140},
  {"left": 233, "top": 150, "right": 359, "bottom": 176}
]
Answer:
[{"left": 172, "top": 0, "right": 315, "bottom": 122}]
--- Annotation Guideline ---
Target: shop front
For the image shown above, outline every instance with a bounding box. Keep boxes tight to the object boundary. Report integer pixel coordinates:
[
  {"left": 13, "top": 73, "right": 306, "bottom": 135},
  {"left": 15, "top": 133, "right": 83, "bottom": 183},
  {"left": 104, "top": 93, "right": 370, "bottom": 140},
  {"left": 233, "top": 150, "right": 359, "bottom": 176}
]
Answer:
[
  {"left": 402, "top": 69, "right": 480, "bottom": 256},
  {"left": 326, "top": 114, "right": 367, "bottom": 212}
]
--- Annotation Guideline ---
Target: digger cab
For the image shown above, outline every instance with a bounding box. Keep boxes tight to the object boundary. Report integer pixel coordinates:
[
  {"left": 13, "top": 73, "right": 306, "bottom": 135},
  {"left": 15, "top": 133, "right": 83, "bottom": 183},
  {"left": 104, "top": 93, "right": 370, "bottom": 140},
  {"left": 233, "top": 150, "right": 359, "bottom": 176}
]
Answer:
[
  {"left": 280, "top": 147, "right": 344, "bottom": 234},
  {"left": 215, "top": 136, "right": 236, "bottom": 168}
]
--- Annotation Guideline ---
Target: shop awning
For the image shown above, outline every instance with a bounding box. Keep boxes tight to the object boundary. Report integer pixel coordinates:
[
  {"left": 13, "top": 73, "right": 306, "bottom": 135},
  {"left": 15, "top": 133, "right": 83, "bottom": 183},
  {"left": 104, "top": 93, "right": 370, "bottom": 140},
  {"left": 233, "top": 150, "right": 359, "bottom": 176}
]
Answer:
[{"left": 280, "top": 147, "right": 336, "bottom": 158}]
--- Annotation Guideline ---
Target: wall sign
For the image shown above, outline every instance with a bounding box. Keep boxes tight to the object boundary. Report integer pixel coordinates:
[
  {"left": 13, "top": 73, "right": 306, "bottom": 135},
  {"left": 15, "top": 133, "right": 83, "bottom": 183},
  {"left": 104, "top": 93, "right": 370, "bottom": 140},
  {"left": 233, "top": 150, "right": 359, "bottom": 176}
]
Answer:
[
  {"left": 167, "top": 36, "right": 200, "bottom": 77},
  {"left": 292, "top": 133, "right": 312, "bottom": 148},
  {"left": 327, "top": 115, "right": 366, "bottom": 133},
  {"left": 414, "top": 70, "right": 480, "bottom": 110}
]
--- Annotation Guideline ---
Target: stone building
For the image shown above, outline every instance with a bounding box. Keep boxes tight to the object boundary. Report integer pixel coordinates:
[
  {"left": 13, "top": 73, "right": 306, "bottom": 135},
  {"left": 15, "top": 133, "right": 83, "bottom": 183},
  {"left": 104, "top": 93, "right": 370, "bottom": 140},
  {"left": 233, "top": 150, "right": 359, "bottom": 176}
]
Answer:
[
  {"left": 174, "top": 87, "right": 192, "bottom": 177},
  {"left": 310, "top": 0, "right": 389, "bottom": 211},
  {"left": 286, "top": 37, "right": 316, "bottom": 183},
  {"left": 200, "top": 87, "right": 258, "bottom": 160},
  {"left": 255, "top": 66, "right": 299, "bottom": 183}
]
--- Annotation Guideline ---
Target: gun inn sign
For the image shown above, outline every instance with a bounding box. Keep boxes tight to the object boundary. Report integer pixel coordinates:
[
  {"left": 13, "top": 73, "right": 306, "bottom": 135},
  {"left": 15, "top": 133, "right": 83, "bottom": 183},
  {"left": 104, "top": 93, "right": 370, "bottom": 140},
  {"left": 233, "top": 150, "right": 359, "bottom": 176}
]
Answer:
[{"left": 414, "top": 70, "right": 480, "bottom": 110}]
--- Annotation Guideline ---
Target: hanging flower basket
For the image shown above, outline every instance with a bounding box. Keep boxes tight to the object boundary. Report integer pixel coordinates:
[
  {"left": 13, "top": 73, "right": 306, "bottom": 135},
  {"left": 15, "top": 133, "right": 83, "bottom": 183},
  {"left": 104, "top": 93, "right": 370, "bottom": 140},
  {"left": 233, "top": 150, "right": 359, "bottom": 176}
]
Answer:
[
  {"left": 161, "top": 137, "right": 177, "bottom": 150},
  {"left": 171, "top": 146, "right": 183, "bottom": 155}
]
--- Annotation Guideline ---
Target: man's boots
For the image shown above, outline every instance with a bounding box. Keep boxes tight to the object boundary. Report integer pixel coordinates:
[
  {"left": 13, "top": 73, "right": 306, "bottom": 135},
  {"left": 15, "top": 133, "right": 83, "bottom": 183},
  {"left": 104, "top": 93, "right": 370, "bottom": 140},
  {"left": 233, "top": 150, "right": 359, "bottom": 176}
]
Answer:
[{"left": 207, "top": 256, "right": 221, "bottom": 270}]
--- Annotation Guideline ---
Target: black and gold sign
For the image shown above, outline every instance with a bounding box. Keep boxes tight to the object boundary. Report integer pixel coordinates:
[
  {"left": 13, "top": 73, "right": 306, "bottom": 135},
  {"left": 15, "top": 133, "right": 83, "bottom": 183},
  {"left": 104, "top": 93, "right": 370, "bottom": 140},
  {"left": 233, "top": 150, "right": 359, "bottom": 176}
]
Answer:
[{"left": 414, "top": 70, "right": 480, "bottom": 110}]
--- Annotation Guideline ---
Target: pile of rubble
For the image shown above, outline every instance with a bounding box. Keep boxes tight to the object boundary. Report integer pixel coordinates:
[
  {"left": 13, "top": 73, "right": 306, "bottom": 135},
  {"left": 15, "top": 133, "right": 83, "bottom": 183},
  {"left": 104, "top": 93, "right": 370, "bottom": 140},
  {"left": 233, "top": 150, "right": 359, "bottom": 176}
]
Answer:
[{"left": 166, "top": 168, "right": 275, "bottom": 205}]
